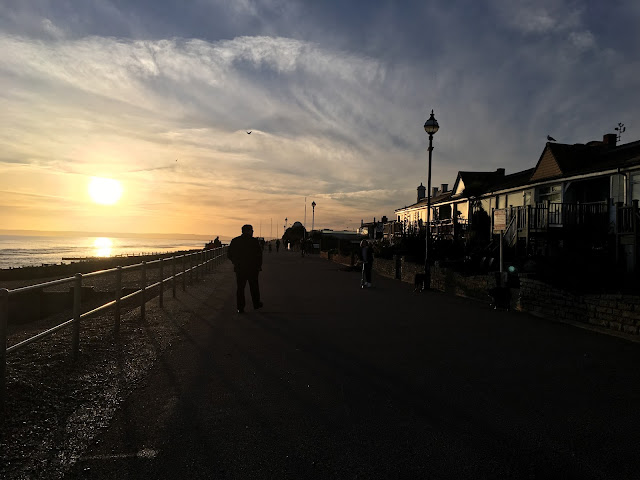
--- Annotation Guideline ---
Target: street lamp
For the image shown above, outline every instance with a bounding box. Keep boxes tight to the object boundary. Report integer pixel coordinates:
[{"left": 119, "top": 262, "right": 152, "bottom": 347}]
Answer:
[
  {"left": 311, "top": 201, "right": 316, "bottom": 231},
  {"left": 423, "top": 109, "right": 439, "bottom": 290}
]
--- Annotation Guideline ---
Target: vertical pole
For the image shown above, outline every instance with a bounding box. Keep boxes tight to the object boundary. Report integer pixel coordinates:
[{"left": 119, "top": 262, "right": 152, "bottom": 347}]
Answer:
[
  {"left": 0, "top": 288, "right": 9, "bottom": 411},
  {"left": 499, "top": 230, "right": 504, "bottom": 273},
  {"left": 424, "top": 133, "right": 433, "bottom": 290},
  {"left": 172, "top": 255, "right": 177, "bottom": 298},
  {"left": 72, "top": 273, "right": 82, "bottom": 360},
  {"left": 159, "top": 258, "right": 164, "bottom": 308},
  {"left": 115, "top": 266, "right": 122, "bottom": 333},
  {"left": 141, "top": 261, "right": 146, "bottom": 321}
]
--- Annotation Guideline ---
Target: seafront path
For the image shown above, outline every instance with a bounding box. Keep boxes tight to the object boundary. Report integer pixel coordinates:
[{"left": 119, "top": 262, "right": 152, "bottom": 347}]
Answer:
[{"left": 63, "top": 249, "right": 640, "bottom": 479}]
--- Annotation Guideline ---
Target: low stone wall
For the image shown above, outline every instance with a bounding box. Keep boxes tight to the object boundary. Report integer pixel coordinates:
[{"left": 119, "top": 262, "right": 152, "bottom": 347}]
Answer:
[
  {"left": 321, "top": 251, "right": 356, "bottom": 266},
  {"left": 518, "top": 277, "right": 640, "bottom": 335},
  {"left": 321, "top": 253, "right": 640, "bottom": 335}
]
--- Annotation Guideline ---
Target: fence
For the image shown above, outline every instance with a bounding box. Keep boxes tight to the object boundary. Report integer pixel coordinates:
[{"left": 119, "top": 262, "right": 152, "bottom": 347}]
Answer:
[{"left": 0, "top": 246, "right": 228, "bottom": 410}]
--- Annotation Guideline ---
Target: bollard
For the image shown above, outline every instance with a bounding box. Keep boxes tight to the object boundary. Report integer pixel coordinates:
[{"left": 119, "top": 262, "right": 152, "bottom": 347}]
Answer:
[
  {"left": 72, "top": 273, "right": 82, "bottom": 360},
  {"left": 159, "top": 257, "right": 164, "bottom": 308},
  {"left": 141, "top": 261, "right": 147, "bottom": 321},
  {"left": 0, "top": 288, "right": 9, "bottom": 411},
  {"left": 115, "top": 266, "right": 122, "bottom": 333}
]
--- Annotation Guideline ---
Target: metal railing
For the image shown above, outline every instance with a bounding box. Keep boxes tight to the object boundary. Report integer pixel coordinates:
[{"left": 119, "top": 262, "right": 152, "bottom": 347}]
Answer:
[
  {"left": 504, "top": 202, "right": 609, "bottom": 232},
  {"left": 0, "top": 246, "right": 228, "bottom": 410}
]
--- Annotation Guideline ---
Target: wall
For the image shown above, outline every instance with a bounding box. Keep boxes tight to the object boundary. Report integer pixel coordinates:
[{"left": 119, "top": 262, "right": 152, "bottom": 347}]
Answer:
[
  {"left": 518, "top": 277, "right": 640, "bottom": 335},
  {"left": 323, "top": 254, "right": 640, "bottom": 336}
]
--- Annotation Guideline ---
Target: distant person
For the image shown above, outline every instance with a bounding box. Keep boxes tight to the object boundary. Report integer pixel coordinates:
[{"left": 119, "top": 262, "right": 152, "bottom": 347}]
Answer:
[
  {"left": 359, "top": 239, "right": 374, "bottom": 288},
  {"left": 276, "top": 239, "right": 280, "bottom": 252},
  {"left": 300, "top": 238, "right": 306, "bottom": 257},
  {"left": 268, "top": 242, "right": 272, "bottom": 253},
  {"left": 227, "top": 224, "right": 263, "bottom": 313},
  {"left": 213, "top": 236, "right": 222, "bottom": 248}
]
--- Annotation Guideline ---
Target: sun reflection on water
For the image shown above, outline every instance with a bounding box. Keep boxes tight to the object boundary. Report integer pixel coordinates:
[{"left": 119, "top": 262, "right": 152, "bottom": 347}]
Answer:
[{"left": 93, "top": 237, "right": 113, "bottom": 257}]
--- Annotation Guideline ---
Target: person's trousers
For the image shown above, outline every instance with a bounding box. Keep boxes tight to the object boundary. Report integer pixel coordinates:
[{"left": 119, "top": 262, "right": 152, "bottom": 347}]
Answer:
[
  {"left": 363, "top": 262, "right": 372, "bottom": 283},
  {"left": 235, "top": 270, "right": 260, "bottom": 310}
]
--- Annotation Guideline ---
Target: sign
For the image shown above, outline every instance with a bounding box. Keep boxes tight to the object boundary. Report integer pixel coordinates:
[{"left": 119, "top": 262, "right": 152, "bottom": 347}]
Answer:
[{"left": 493, "top": 209, "right": 507, "bottom": 231}]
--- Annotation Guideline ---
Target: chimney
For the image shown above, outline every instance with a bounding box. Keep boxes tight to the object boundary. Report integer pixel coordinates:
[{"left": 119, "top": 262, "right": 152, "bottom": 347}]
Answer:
[
  {"left": 496, "top": 168, "right": 505, "bottom": 176},
  {"left": 432, "top": 187, "right": 438, "bottom": 197},
  {"left": 603, "top": 133, "right": 617, "bottom": 147},
  {"left": 440, "top": 183, "right": 448, "bottom": 192},
  {"left": 417, "top": 183, "right": 426, "bottom": 202}
]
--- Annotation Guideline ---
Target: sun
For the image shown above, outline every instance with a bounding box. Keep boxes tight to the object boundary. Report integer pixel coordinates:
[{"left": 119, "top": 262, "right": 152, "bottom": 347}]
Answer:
[{"left": 88, "top": 177, "right": 123, "bottom": 205}]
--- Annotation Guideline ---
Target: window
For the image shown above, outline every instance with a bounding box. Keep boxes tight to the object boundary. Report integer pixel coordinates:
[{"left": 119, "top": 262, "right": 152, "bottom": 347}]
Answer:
[{"left": 537, "top": 184, "right": 562, "bottom": 203}]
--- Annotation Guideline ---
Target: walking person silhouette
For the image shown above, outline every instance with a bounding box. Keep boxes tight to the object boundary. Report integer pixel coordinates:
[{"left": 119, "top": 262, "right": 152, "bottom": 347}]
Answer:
[{"left": 227, "top": 224, "right": 263, "bottom": 313}]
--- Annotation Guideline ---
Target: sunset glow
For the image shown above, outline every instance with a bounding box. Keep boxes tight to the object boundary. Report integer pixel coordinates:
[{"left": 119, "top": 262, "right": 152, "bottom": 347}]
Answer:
[
  {"left": 88, "top": 177, "right": 123, "bottom": 206},
  {"left": 93, "top": 237, "right": 113, "bottom": 257},
  {"left": 0, "top": 2, "right": 636, "bottom": 239}
]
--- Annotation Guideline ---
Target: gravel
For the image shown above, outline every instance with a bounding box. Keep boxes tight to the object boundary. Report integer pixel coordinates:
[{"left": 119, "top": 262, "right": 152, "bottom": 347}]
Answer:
[{"left": 0, "top": 262, "right": 233, "bottom": 480}]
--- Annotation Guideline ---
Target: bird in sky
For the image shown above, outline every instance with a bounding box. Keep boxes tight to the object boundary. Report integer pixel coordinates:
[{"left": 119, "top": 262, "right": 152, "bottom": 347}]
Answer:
[
  {"left": 246, "top": 131, "right": 252, "bottom": 134},
  {"left": 547, "top": 135, "right": 557, "bottom": 142}
]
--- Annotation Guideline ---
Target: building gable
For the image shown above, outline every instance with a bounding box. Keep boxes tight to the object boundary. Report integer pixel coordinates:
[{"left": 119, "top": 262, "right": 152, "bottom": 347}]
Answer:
[
  {"left": 452, "top": 175, "right": 465, "bottom": 196},
  {"left": 531, "top": 145, "right": 562, "bottom": 181}
]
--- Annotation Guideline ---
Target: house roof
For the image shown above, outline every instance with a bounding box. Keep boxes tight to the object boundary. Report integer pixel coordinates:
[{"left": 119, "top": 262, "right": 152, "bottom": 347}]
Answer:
[
  {"left": 396, "top": 136, "right": 640, "bottom": 213},
  {"left": 454, "top": 170, "right": 505, "bottom": 197},
  {"left": 395, "top": 190, "right": 453, "bottom": 211},
  {"left": 492, "top": 168, "right": 536, "bottom": 191},
  {"left": 531, "top": 139, "right": 640, "bottom": 181}
]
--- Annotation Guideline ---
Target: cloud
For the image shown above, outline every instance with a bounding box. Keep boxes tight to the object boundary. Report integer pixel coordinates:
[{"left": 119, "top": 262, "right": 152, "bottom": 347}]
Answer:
[
  {"left": 568, "top": 30, "right": 595, "bottom": 51},
  {"left": 0, "top": 0, "right": 638, "bottom": 236}
]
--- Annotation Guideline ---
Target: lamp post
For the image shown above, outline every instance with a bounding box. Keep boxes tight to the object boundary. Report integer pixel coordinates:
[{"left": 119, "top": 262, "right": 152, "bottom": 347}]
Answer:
[
  {"left": 423, "top": 110, "right": 439, "bottom": 290},
  {"left": 311, "top": 201, "right": 316, "bottom": 231}
]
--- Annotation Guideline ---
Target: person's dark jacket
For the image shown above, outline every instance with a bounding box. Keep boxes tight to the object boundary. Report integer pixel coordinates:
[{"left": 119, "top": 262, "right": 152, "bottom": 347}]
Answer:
[{"left": 228, "top": 234, "right": 263, "bottom": 273}]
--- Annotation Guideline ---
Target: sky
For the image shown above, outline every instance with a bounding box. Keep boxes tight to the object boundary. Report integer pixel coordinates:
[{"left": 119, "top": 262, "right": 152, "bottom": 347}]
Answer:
[{"left": 1, "top": 0, "right": 639, "bottom": 240}]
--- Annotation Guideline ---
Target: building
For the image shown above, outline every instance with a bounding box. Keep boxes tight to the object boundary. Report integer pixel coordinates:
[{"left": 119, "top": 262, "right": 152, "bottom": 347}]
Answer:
[{"left": 395, "top": 133, "right": 640, "bottom": 270}]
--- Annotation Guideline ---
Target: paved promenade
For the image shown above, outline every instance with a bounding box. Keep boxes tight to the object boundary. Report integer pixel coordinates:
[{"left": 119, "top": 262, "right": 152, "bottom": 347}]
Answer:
[{"left": 65, "top": 251, "right": 640, "bottom": 479}]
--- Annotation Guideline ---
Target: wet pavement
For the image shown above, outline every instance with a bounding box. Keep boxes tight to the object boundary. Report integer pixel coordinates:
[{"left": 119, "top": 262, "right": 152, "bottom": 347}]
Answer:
[{"left": 64, "top": 251, "right": 640, "bottom": 479}]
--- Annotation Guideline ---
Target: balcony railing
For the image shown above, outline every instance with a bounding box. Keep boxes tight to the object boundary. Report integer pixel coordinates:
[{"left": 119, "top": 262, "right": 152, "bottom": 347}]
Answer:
[{"left": 503, "top": 202, "right": 610, "bottom": 233}]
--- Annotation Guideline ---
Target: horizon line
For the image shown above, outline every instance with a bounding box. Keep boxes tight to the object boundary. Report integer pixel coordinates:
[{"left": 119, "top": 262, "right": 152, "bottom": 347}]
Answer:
[{"left": 0, "top": 229, "right": 225, "bottom": 240}]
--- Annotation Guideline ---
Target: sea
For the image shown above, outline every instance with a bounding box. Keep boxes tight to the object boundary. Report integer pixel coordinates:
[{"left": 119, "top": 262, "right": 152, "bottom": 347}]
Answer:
[{"left": 0, "top": 234, "right": 225, "bottom": 270}]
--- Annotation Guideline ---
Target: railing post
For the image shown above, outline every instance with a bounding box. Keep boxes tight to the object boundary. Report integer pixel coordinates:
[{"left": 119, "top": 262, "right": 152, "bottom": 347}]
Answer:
[
  {"left": 72, "top": 273, "right": 82, "bottom": 360},
  {"left": 196, "top": 251, "right": 200, "bottom": 281},
  {"left": 159, "top": 257, "right": 164, "bottom": 308},
  {"left": 190, "top": 253, "right": 194, "bottom": 284},
  {"left": 141, "top": 261, "right": 146, "bottom": 321},
  {"left": 115, "top": 266, "right": 122, "bottom": 333},
  {"left": 182, "top": 254, "right": 186, "bottom": 291},
  {"left": 172, "top": 255, "right": 177, "bottom": 298},
  {"left": 1, "top": 288, "right": 9, "bottom": 412}
]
